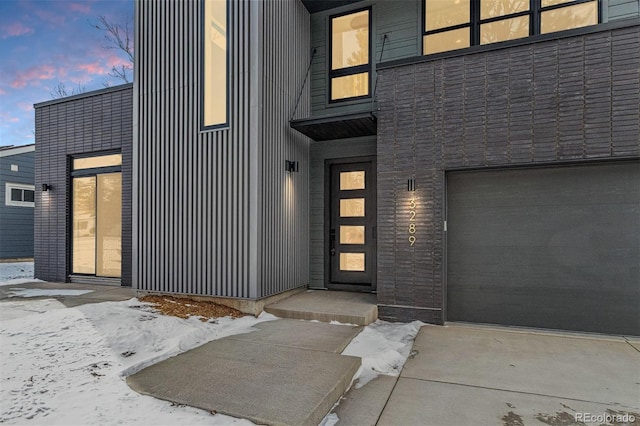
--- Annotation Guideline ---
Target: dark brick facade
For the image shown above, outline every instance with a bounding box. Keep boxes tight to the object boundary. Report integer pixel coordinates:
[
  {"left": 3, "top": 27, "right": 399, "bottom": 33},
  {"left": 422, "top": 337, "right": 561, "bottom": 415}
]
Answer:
[
  {"left": 34, "top": 84, "right": 133, "bottom": 286},
  {"left": 376, "top": 25, "right": 640, "bottom": 323}
]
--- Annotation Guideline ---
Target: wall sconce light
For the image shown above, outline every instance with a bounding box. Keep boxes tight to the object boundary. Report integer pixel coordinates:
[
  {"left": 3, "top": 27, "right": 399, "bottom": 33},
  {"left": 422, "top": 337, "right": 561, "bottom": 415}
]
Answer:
[
  {"left": 407, "top": 179, "right": 416, "bottom": 192},
  {"left": 42, "top": 183, "right": 51, "bottom": 192},
  {"left": 285, "top": 160, "right": 299, "bottom": 173}
]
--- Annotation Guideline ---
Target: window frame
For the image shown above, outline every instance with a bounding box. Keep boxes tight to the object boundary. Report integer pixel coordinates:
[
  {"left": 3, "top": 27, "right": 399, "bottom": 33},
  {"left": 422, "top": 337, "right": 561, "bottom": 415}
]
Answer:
[
  {"left": 5, "top": 183, "right": 35, "bottom": 208},
  {"left": 328, "top": 7, "right": 373, "bottom": 104},
  {"left": 201, "top": 0, "right": 230, "bottom": 131},
  {"left": 422, "top": 0, "right": 601, "bottom": 55}
]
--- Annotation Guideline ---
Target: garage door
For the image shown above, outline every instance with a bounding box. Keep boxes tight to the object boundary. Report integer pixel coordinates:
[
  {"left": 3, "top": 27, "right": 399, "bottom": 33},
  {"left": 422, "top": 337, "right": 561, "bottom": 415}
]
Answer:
[{"left": 446, "top": 162, "right": 639, "bottom": 335}]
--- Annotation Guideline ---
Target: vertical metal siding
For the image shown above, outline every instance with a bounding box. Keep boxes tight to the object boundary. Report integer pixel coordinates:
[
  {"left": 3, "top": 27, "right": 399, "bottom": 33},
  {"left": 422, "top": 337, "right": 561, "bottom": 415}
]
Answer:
[
  {"left": 135, "top": 0, "right": 310, "bottom": 299},
  {"left": 259, "top": 0, "right": 311, "bottom": 297}
]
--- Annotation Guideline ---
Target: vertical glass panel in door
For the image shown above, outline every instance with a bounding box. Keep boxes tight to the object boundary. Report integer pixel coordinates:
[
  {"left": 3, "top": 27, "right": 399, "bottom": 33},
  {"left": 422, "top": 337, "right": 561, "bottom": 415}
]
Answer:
[
  {"left": 96, "top": 173, "right": 122, "bottom": 277},
  {"left": 73, "top": 177, "right": 96, "bottom": 274}
]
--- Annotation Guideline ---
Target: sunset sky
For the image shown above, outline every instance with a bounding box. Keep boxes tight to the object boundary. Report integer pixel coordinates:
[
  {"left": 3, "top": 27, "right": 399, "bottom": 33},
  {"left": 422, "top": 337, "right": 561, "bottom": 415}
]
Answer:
[{"left": 0, "top": 0, "right": 134, "bottom": 147}]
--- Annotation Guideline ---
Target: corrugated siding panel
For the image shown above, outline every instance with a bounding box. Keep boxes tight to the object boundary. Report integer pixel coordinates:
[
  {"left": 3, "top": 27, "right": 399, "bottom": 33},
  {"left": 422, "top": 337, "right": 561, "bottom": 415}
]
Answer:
[
  {"left": 259, "top": 0, "right": 311, "bottom": 298},
  {"left": 135, "top": 0, "right": 310, "bottom": 299},
  {"left": 608, "top": 0, "right": 640, "bottom": 21},
  {"left": 135, "top": 0, "right": 252, "bottom": 297}
]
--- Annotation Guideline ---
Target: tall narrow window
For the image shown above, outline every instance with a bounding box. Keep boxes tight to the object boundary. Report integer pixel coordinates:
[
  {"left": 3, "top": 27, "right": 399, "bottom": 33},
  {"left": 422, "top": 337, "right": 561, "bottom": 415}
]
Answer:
[
  {"left": 330, "top": 9, "right": 371, "bottom": 102},
  {"left": 203, "top": 0, "right": 227, "bottom": 128}
]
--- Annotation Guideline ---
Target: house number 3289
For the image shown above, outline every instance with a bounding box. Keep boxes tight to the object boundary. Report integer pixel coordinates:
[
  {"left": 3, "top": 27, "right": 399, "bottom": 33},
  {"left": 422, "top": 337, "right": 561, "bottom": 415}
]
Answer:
[{"left": 409, "top": 198, "right": 416, "bottom": 246}]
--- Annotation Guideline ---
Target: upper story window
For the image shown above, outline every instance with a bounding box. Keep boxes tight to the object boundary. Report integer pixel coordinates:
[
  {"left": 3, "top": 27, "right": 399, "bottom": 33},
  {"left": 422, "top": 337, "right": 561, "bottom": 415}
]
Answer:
[
  {"left": 330, "top": 8, "right": 371, "bottom": 102},
  {"left": 5, "top": 183, "right": 35, "bottom": 208},
  {"left": 423, "top": 0, "right": 599, "bottom": 55},
  {"left": 202, "top": 0, "right": 228, "bottom": 129}
]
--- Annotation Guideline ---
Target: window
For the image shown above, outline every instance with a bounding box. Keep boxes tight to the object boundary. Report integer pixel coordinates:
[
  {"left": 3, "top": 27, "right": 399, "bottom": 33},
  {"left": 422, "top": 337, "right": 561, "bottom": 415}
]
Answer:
[
  {"left": 330, "top": 9, "right": 371, "bottom": 102},
  {"left": 203, "top": 0, "right": 228, "bottom": 128},
  {"left": 5, "top": 183, "right": 35, "bottom": 207},
  {"left": 423, "top": 0, "right": 599, "bottom": 55}
]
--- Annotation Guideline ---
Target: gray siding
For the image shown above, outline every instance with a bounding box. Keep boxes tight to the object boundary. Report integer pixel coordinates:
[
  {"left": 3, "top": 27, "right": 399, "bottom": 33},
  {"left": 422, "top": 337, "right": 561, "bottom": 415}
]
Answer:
[
  {"left": 309, "top": 0, "right": 421, "bottom": 118},
  {"left": 34, "top": 85, "right": 133, "bottom": 285},
  {"left": 376, "top": 24, "right": 640, "bottom": 323},
  {"left": 309, "top": 137, "right": 376, "bottom": 288},
  {"left": 307, "top": 0, "right": 639, "bottom": 119},
  {"left": 134, "top": 0, "right": 311, "bottom": 299},
  {"left": 607, "top": 0, "right": 640, "bottom": 20},
  {"left": 0, "top": 148, "right": 35, "bottom": 259}
]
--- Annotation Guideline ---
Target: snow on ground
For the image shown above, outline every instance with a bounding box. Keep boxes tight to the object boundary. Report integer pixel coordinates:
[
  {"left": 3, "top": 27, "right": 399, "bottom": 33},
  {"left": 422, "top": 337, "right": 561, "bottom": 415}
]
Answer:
[
  {"left": 342, "top": 320, "right": 424, "bottom": 388},
  {"left": 5, "top": 288, "right": 93, "bottom": 297},
  {"left": 0, "top": 297, "right": 276, "bottom": 425},
  {"left": 0, "top": 261, "right": 40, "bottom": 286}
]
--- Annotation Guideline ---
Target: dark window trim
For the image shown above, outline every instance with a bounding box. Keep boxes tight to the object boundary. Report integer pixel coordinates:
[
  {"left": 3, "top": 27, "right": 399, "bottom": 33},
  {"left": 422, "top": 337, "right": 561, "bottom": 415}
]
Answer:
[
  {"left": 200, "top": 0, "right": 230, "bottom": 132},
  {"left": 422, "top": 0, "right": 601, "bottom": 54},
  {"left": 328, "top": 6, "right": 373, "bottom": 104},
  {"left": 384, "top": 14, "right": 637, "bottom": 71}
]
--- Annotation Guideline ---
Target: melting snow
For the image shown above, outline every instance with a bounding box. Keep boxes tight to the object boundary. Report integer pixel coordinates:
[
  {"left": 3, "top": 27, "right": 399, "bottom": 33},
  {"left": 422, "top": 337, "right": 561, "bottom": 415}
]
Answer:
[{"left": 6, "top": 288, "right": 94, "bottom": 298}]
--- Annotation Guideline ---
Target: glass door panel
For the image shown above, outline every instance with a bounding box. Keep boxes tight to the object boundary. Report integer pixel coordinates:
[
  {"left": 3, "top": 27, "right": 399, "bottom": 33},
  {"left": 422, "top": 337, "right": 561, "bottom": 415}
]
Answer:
[
  {"left": 96, "top": 173, "right": 122, "bottom": 277},
  {"left": 72, "top": 177, "right": 96, "bottom": 274}
]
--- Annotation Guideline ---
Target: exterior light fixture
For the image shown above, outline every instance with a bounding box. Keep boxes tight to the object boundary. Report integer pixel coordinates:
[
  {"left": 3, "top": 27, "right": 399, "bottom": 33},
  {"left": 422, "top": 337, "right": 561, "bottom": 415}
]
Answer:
[
  {"left": 407, "top": 179, "right": 416, "bottom": 192},
  {"left": 285, "top": 160, "right": 299, "bottom": 173},
  {"left": 42, "top": 183, "right": 51, "bottom": 192}
]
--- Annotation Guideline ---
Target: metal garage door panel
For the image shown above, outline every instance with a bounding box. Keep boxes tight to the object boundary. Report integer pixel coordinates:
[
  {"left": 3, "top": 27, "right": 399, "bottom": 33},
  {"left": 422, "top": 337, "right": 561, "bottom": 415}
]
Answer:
[{"left": 446, "top": 162, "right": 640, "bottom": 335}]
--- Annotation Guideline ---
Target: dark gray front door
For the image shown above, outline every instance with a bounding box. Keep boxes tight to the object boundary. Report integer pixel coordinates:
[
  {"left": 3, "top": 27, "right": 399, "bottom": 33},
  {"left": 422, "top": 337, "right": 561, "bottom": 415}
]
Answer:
[
  {"left": 446, "top": 162, "right": 640, "bottom": 335},
  {"left": 328, "top": 160, "right": 376, "bottom": 289}
]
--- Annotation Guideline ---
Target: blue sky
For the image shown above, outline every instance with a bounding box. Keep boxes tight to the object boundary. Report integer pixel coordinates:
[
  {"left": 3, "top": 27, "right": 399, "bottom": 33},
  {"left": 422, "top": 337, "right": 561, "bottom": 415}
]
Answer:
[{"left": 0, "top": 0, "right": 134, "bottom": 147}]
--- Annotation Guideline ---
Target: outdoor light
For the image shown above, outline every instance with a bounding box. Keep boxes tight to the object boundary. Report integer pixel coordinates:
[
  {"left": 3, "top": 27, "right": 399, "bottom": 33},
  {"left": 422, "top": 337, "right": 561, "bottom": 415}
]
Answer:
[
  {"left": 42, "top": 183, "right": 51, "bottom": 192},
  {"left": 285, "top": 160, "right": 299, "bottom": 173},
  {"left": 407, "top": 179, "right": 416, "bottom": 192}
]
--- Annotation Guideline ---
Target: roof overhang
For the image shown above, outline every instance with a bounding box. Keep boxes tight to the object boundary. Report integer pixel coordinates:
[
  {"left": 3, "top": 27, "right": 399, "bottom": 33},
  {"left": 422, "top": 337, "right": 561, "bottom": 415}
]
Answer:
[
  {"left": 300, "top": 0, "right": 365, "bottom": 14},
  {"left": 290, "top": 111, "right": 377, "bottom": 141}
]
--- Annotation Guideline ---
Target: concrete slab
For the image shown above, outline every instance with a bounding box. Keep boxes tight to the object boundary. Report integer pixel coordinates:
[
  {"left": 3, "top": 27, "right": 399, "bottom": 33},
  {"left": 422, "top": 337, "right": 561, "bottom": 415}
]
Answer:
[
  {"left": 628, "top": 341, "right": 640, "bottom": 352},
  {"left": 127, "top": 330, "right": 361, "bottom": 426},
  {"left": 228, "top": 319, "right": 362, "bottom": 353},
  {"left": 265, "top": 290, "right": 377, "bottom": 325},
  {"left": 0, "top": 281, "right": 135, "bottom": 306},
  {"left": 405, "top": 325, "right": 640, "bottom": 408},
  {"left": 332, "top": 375, "right": 398, "bottom": 426},
  {"left": 378, "top": 378, "right": 640, "bottom": 426}
]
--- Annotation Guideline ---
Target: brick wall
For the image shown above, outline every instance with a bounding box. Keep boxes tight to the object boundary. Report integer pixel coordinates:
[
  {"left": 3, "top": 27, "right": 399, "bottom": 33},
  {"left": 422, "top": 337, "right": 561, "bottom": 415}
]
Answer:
[
  {"left": 34, "top": 85, "right": 133, "bottom": 285},
  {"left": 376, "top": 25, "right": 640, "bottom": 322}
]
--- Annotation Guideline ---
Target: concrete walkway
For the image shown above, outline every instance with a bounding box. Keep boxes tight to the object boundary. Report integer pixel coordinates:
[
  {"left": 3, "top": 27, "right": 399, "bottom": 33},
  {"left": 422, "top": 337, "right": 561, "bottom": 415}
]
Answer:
[
  {"left": 128, "top": 319, "right": 363, "bottom": 426},
  {"left": 336, "top": 324, "right": 640, "bottom": 426},
  {"left": 0, "top": 281, "right": 135, "bottom": 306}
]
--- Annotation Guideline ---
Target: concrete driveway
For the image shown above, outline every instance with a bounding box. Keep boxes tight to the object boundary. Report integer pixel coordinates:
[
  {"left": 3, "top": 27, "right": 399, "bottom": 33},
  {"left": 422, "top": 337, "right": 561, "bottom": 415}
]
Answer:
[{"left": 377, "top": 324, "right": 640, "bottom": 426}]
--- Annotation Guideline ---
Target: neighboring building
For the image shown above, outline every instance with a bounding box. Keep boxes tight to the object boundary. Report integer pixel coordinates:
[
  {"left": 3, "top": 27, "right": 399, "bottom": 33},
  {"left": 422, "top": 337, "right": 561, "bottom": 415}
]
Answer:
[
  {"left": 0, "top": 144, "right": 35, "bottom": 259},
  {"left": 34, "top": 84, "right": 133, "bottom": 286},
  {"left": 35, "top": 1, "right": 639, "bottom": 335}
]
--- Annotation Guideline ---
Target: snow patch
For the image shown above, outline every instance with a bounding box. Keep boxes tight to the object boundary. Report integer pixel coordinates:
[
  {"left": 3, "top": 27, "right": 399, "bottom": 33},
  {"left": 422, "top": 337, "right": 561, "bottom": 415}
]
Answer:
[
  {"left": 0, "top": 261, "right": 35, "bottom": 284},
  {"left": 342, "top": 320, "right": 424, "bottom": 388},
  {"left": 0, "top": 297, "right": 276, "bottom": 424},
  {"left": 0, "top": 298, "right": 67, "bottom": 321},
  {"left": 6, "top": 288, "right": 93, "bottom": 297},
  {"left": 319, "top": 412, "right": 340, "bottom": 426}
]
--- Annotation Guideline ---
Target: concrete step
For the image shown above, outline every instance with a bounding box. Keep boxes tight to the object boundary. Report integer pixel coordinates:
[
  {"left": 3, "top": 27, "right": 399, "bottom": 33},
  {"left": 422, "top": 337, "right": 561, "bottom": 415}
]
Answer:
[
  {"left": 127, "top": 319, "right": 363, "bottom": 426},
  {"left": 264, "top": 290, "right": 378, "bottom": 326}
]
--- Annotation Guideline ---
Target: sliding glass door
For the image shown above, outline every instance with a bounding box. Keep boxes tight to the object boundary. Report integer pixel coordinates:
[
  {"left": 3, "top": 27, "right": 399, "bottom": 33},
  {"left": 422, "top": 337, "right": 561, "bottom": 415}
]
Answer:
[{"left": 71, "top": 154, "right": 122, "bottom": 278}]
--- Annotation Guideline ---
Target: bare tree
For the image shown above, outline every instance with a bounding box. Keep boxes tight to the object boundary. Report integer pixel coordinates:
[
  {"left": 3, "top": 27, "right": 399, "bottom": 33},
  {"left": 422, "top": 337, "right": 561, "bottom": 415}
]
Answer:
[
  {"left": 50, "top": 82, "right": 87, "bottom": 99},
  {"left": 93, "top": 15, "right": 134, "bottom": 83}
]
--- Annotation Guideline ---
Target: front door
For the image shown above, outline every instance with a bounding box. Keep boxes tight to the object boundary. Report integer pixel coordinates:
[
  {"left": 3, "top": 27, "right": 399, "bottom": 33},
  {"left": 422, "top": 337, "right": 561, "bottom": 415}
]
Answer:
[{"left": 328, "top": 159, "right": 376, "bottom": 290}]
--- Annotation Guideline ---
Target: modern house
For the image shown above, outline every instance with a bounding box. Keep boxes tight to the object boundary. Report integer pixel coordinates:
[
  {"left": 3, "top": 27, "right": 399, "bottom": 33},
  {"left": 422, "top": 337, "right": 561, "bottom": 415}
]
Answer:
[
  {"left": 0, "top": 144, "right": 35, "bottom": 259},
  {"left": 35, "top": 0, "right": 639, "bottom": 336}
]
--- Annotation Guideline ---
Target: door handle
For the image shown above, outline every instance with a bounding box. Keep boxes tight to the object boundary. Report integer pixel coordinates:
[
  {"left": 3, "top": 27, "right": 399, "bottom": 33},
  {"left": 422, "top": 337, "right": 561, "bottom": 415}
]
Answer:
[{"left": 330, "top": 228, "right": 336, "bottom": 256}]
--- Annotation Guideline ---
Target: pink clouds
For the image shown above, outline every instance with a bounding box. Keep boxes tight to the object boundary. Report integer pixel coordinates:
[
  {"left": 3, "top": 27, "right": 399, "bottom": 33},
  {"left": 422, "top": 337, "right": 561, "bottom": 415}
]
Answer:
[
  {"left": 1, "top": 22, "right": 34, "bottom": 39},
  {"left": 17, "top": 102, "right": 33, "bottom": 112},
  {"left": 11, "top": 64, "right": 56, "bottom": 88},
  {"left": 0, "top": 88, "right": 6, "bottom": 95},
  {"left": 68, "top": 3, "right": 91, "bottom": 14}
]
